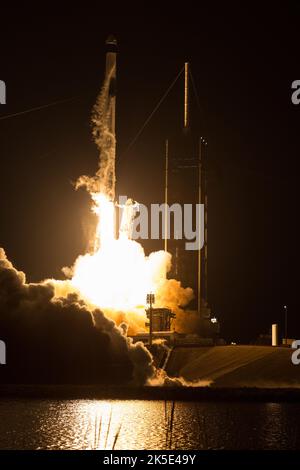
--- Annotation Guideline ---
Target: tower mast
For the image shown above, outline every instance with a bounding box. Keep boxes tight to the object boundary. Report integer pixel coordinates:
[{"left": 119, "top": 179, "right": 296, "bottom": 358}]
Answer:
[
  {"left": 164, "top": 139, "right": 169, "bottom": 253},
  {"left": 184, "top": 62, "right": 189, "bottom": 129},
  {"left": 198, "top": 138, "right": 202, "bottom": 315}
]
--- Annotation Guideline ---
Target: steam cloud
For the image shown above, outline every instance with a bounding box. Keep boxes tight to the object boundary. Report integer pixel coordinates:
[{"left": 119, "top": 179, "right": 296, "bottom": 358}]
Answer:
[
  {"left": 0, "top": 248, "right": 154, "bottom": 385},
  {"left": 0, "top": 249, "right": 208, "bottom": 387}
]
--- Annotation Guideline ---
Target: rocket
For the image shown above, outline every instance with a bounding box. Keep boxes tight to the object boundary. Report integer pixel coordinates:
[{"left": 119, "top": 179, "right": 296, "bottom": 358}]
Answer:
[{"left": 105, "top": 35, "right": 117, "bottom": 138}]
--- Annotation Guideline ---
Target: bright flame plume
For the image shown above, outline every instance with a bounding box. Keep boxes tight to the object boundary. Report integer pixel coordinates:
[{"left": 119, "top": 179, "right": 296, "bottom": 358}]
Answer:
[{"left": 59, "top": 66, "right": 194, "bottom": 335}]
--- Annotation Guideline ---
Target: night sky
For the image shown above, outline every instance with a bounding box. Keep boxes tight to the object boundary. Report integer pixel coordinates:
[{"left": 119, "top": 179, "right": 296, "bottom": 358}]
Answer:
[{"left": 0, "top": 5, "right": 299, "bottom": 343}]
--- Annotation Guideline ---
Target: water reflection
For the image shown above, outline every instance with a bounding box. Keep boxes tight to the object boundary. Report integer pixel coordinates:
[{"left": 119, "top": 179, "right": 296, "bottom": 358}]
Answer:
[{"left": 0, "top": 399, "right": 300, "bottom": 450}]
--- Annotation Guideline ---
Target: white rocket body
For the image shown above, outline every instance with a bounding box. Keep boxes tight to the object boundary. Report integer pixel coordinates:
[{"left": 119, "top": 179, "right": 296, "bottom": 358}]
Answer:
[{"left": 105, "top": 35, "right": 117, "bottom": 139}]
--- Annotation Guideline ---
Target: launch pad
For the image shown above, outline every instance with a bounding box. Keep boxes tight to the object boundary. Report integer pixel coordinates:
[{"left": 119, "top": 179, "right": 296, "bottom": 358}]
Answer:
[{"left": 100, "top": 35, "right": 219, "bottom": 341}]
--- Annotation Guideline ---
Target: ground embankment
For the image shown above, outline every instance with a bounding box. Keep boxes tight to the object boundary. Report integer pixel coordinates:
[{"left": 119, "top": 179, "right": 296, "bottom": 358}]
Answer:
[{"left": 166, "top": 345, "right": 300, "bottom": 388}]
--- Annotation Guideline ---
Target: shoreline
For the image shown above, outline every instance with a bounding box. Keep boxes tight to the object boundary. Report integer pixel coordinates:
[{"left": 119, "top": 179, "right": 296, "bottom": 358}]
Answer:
[{"left": 1, "top": 384, "right": 300, "bottom": 402}]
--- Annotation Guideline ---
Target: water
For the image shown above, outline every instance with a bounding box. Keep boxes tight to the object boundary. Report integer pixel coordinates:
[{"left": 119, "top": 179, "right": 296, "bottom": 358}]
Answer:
[{"left": 0, "top": 399, "right": 299, "bottom": 450}]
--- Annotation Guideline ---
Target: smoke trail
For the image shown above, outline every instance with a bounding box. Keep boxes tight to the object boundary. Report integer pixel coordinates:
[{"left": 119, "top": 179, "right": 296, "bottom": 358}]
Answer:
[{"left": 76, "top": 65, "right": 116, "bottom": 200}]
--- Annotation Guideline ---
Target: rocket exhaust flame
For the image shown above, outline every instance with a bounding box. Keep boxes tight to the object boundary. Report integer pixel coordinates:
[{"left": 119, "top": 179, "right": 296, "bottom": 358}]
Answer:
[{"left": 68, "top": 187, "right": 193, "bottom": 332}]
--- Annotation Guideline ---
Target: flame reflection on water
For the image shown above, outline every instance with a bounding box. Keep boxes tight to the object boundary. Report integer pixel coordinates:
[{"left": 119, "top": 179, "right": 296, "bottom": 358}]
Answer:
[{"left": 0, "top": 399, "right": 300, "bottom": 450}]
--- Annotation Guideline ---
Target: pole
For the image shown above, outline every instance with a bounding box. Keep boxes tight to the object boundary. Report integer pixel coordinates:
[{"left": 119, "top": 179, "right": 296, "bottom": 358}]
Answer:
[
  {"left": 184, "top": 62, "right": 189, "bottom": 129},
  {"left": 204, "top": 142, "right": 208, "bottom": 304},
  {"left": 149, "top": 295, "right": 153, "bottom": 346},
  {"left": 284, "top": 305, "right": 288, "bottom": 345},
  {"left": 164, "top": 139, "right": 169, "bottom": 253},
  {"left": 198, "top": 138, "right": 202, "bottom": 315}
]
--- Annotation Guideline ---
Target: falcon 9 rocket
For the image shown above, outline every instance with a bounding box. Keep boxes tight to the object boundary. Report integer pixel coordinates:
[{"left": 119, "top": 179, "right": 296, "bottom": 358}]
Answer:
[{"left": 105, "top": 35, "right": 117, "bottom": 139}]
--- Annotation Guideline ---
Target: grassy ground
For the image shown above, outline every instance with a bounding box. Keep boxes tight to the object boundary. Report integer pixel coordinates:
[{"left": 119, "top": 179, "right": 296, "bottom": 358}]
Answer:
[{"left": 166, "top": 345, "right": 300, "bottom": 388}]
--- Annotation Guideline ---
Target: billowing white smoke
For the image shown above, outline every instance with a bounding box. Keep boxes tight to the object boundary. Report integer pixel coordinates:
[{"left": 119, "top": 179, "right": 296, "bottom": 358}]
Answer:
[
  {"left": 0, "top": 248, "right": 155, "bottom": 385},
  {"left": 0, "top": 249, "right": 209, "bottom": 387}
]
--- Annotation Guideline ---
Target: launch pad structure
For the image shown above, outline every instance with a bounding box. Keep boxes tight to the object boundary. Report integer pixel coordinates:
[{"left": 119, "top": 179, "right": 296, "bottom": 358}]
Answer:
[
  {"left": 102, "top": 36, "right": 219, "bottom": 341},
  {"left": 164, "top": 62, "right": 210, "bottom": 319}
]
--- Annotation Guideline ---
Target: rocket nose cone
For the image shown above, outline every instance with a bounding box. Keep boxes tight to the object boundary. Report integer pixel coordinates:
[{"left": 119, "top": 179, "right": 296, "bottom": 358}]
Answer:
[{"left": 106, "top": 34, "right": 117, "bottom": 46}]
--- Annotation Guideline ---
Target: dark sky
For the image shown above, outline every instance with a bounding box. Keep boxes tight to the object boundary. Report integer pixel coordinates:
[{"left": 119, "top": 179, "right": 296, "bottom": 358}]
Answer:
[{"left": 0, "top": 5, "right": 299, "bottom": 342}]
